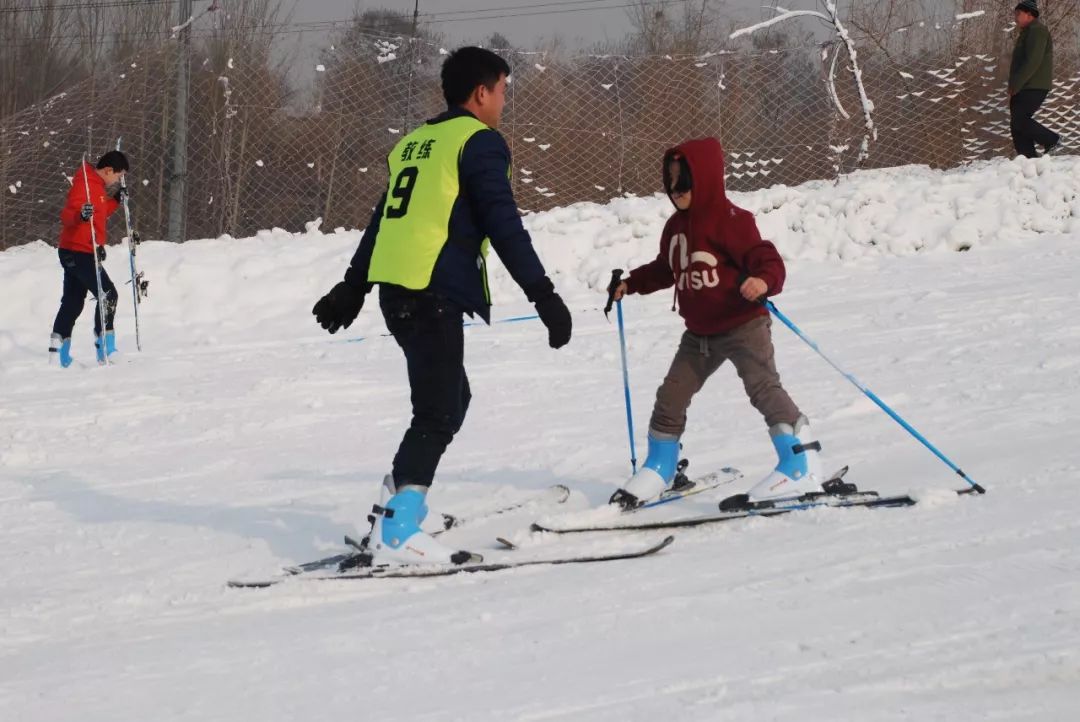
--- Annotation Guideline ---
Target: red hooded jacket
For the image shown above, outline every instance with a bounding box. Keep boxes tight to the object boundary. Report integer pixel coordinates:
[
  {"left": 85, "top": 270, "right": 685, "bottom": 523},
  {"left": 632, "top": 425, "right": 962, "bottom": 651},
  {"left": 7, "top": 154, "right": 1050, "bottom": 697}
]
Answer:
[
  {"left": 58, "top": 162, "right": 119, "bottom": 253},
  {"left": 624, "top": 138, "right": 785, "bottom": 336}
]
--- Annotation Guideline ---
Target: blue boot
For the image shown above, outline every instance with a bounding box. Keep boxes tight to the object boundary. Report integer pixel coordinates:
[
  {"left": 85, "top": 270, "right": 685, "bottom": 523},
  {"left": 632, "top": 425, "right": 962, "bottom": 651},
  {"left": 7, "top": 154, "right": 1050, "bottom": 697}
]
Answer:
[
  {"left": 49, "top": 333, "right": 73, "bottom": 368},
  {"left": 369, "top": 487, "right": 474, "bottom": 566},
  {"left": 747, "top": 416, "right": 825, "bottom": 501},
  {"left": 610, "top": 432, "right": 680, "bottom": 509},
  {"left": 95, "top": 331, "right": 117, "bottom": 364}
]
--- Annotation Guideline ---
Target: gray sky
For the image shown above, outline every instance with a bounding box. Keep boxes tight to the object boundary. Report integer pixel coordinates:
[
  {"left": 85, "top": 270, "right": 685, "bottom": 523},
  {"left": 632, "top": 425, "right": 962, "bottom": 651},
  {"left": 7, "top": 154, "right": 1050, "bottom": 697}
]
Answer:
[{"left": 286, "top": 1, "right": 824, "bottom": 50}]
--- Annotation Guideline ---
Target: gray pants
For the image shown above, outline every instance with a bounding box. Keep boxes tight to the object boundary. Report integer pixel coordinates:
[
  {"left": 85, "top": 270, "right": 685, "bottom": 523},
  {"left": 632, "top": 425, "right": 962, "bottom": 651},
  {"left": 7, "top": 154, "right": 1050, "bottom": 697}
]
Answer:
[{"left": 649, "top": 316, "right": 801, "bottom": 437}]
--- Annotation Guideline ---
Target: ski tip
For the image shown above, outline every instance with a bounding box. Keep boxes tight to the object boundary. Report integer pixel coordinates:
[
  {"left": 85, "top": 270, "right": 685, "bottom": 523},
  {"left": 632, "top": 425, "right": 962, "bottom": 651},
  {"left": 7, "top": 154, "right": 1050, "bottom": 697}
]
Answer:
[
  {"left": 657, "top": 535, "right": 676, "bottom": 550},
  {"left": 495, "top": 537, "right": 517, "bottom": 550}
]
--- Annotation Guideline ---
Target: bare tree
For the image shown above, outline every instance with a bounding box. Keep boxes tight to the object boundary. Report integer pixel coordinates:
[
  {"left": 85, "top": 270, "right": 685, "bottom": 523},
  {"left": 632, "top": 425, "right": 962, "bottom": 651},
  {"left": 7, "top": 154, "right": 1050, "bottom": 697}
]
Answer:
[{"left": 625, "top": 0, "right": 727, "bottom": 55}]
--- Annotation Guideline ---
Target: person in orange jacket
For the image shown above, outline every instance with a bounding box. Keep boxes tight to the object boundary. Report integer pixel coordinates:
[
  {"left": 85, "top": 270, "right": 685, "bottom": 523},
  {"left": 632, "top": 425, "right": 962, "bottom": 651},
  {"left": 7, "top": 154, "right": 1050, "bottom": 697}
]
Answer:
[{"left": 49, "top": 150, "right": 128, "bottom": 367}]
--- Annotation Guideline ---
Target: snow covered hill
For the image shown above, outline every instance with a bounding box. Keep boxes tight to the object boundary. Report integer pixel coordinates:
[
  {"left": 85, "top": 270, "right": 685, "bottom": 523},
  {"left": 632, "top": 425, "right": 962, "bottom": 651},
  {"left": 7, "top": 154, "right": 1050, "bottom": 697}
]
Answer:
[{"left": 2, "top": 157, "right": 1079, "bottom": 720}]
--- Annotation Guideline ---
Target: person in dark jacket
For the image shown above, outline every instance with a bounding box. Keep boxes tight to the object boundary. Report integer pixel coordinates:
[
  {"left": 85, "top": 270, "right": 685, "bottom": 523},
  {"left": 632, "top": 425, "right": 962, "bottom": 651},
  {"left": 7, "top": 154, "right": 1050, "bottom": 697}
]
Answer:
[
  {"left": 49, "top": 150, "right": 128, "bottom": 367},
  {"left": 312, "top": 47, "right": 572, "bottom": 566},
  {"left": 1009, "top": 0, "right": 1059, "bottom": 158},
  {"left": 608, "top": 138, "right": 827, "bottom": 509}
]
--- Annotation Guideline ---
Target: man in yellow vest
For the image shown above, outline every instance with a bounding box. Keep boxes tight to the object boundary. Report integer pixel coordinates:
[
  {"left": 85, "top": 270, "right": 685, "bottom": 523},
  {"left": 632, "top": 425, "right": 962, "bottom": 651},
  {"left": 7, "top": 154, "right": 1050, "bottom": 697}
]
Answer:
[{"left": 313, "top": 47, "right": 572, "bottom": 566}]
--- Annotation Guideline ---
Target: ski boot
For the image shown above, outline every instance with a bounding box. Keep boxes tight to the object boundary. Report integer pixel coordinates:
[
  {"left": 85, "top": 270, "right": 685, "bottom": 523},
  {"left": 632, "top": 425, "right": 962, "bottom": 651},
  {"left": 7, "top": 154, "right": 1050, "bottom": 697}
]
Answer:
[
  {"left": 49, "top": 333, "right": 73, "bottom": 368},
  {"left": 366, "top": 484, "right": 476, "bottom": 566},
  {"left": 348, "top": 475, "right": 453, "bottom": 555},
  {"left": 609, "top": 432, "right": 680, "bottom": 510},
  {"left": 94, "top": 331, "right": 117, "bottom": 364},
  {"left": 722, "top": 416, "right": 825, "bottom": 510}
]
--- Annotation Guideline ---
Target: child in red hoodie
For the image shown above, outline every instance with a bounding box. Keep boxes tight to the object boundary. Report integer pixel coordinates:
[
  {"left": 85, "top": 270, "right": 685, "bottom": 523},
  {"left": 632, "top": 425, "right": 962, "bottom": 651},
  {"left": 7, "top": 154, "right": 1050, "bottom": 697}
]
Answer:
[{"left": 609, "top": 137, "right": 825, "bottom": 508}]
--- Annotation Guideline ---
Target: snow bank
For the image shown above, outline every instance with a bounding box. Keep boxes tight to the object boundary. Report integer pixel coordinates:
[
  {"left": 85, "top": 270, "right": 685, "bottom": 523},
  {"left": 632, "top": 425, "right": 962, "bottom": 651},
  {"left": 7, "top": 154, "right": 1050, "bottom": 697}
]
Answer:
[
  {"left": 3, "top": 156, "right": 1079, "bottom": 364},
  {"left": 524, "top": 155, "right": 1080, "bottom": 298}
]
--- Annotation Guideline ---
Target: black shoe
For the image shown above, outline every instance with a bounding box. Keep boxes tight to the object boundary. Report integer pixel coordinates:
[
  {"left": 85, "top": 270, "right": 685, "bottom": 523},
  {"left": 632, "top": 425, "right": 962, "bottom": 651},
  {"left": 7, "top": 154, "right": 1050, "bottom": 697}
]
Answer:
[{"left": 1043, "top": 139, "right": 1062, "bottom": 156}]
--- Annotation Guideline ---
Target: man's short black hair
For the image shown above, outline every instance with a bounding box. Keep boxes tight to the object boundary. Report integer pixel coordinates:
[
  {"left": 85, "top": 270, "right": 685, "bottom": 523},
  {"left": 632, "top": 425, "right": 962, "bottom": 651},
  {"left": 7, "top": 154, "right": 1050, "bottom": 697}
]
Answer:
[
  {"left": 96, "top": 150, "right": 129, "bottom": 172},
  {"left": 441, "top": 46, "right": 510, "bottom": 107}
]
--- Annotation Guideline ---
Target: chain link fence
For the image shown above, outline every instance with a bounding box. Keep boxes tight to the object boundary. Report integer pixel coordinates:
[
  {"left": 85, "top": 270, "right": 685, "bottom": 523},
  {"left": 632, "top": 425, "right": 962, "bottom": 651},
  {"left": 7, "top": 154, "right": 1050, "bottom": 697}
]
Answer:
[{"left": 2, "top": 18, "right": 1079, "bottom": 250}]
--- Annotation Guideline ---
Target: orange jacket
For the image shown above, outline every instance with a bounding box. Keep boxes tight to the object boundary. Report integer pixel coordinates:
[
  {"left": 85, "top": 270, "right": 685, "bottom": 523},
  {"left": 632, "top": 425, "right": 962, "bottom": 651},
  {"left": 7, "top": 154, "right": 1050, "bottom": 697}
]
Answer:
[{"left": 59, "top": 162, "right": 119, "bottom": 253}]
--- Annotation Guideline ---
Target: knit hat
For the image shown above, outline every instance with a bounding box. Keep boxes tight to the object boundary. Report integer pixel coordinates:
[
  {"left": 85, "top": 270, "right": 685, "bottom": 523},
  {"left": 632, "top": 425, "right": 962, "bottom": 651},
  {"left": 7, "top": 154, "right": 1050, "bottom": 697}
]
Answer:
[{"left": 1016, "top": 0, "right": 1040, "bottom": 17}]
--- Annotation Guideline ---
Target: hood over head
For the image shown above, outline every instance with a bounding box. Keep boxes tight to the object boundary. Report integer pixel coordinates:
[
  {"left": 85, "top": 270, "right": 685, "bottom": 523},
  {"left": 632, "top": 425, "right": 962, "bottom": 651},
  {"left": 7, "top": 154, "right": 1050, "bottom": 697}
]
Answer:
[{"left": 663, "top": 137, "right": 729, "bottom": 217}]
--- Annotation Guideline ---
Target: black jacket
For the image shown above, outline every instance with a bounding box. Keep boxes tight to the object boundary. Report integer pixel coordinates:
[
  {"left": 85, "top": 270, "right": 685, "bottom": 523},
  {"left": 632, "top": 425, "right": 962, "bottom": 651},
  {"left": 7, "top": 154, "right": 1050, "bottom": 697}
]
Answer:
[{"left": 344, "top": 107, "right": 549, "bottom": 322}]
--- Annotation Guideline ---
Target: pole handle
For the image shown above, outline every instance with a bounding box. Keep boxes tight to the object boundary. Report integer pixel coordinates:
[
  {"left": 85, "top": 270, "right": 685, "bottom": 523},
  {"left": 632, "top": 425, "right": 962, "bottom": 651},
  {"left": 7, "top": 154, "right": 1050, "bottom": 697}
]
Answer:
[{"left": 604, "top": 269, "right": 624, "bottom": 320}]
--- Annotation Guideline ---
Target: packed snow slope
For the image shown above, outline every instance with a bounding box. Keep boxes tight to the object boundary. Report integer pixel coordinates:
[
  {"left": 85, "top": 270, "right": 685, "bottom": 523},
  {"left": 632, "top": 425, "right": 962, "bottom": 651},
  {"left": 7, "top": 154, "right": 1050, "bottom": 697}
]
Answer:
[{"left": 2, "top": 156, "right": 1079, "bottom": 721}]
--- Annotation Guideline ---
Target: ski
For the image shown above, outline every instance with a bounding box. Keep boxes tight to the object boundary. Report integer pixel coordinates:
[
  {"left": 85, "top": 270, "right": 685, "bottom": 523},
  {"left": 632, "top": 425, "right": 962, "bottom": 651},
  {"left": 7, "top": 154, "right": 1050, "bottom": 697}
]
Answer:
[
  {"left": 280, "top": 484, "right": 571, "bottom": 575},
  {"left": 228, "top": 535, "right": 675, "bottom": 588},
  {"left": 433, "top": 483, "right": 571, "bottom": 534},
  {"left": 116, "top": 138, "right": 148, "bottom": 351},
  {"left": 531, "top": 492, "right": 917, "bottom": 535},
  {"left": 638, "top": 466, "right": 742, "bottom": 510}
]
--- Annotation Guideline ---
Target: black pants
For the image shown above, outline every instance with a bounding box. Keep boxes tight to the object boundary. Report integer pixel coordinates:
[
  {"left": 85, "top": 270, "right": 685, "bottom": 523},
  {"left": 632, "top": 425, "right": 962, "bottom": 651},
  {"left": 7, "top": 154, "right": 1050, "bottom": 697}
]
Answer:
[
  {"left": 52, "top": 248, "right": 118, "bottom": 338},
  {"left": 381, "top": 289, "right": 471, "bottom": 488},
  {"left": 1010, "top": 89, "right": 1059, "bottom": 159}
]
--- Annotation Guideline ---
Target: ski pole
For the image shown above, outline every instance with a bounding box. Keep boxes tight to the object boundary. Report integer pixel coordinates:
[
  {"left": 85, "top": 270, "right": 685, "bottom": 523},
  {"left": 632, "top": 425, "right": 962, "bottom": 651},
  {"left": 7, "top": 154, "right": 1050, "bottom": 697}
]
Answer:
[
  {"left": 765, "top": 300, "right": 985, "bottom": 494},
  {"left": 606, "top": 269, "right": 637, "bottom": 474},
  {"left": 116, "top": 138, "right": 144, "bottom": 351},
  {"left": 82, "top": 154, "right": 111, "bottom": 366}
]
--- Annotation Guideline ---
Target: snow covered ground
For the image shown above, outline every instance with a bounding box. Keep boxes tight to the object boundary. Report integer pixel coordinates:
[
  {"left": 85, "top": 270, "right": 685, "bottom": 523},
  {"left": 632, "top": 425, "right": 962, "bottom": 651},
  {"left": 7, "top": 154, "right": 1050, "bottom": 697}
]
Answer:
[{"left": 2, "top": 157, "right": 1079, "bottom": 720}]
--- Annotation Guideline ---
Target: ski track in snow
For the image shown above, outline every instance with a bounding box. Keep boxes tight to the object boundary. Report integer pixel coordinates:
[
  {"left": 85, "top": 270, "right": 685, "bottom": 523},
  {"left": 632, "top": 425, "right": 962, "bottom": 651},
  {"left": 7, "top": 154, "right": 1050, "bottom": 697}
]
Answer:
[{"left": 2, "top": 157, "right": 1080, "bottom": 720}]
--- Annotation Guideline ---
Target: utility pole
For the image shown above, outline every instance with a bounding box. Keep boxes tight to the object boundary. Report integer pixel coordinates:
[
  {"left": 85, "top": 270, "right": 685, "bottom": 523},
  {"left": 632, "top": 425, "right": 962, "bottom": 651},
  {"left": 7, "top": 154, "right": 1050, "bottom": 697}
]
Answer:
[
  {"left": 167, "top": 0, "right": 193, "bottom": 243},
  {"left": 403, "top": 0, "right": 420, "bottom": 132}
]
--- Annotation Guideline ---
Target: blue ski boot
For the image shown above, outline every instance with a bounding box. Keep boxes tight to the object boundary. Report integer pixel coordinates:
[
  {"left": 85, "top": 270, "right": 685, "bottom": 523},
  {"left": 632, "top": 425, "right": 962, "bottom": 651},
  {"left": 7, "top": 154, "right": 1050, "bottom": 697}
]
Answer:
[
  {"left": 95, "top": 331, "right": 117, "bottom": 364},
  {"left": 746, "top": 415, "right": 825, "bottom": 502},
  {"left": 609, "top": 432, "right": 680, "bottom": 510},
  {"left": 49, "top": 333, "right": 73, "bottom": 368},
  {"left": 368, "top": 486, "right": 476, "bottom": 566}
]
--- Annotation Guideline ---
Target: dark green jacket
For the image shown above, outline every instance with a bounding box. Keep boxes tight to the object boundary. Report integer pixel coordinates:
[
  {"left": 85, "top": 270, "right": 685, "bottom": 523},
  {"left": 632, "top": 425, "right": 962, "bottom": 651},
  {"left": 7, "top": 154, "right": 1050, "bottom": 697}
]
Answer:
[{"left": 1010, "top": 20, "right": 1053, "bottom": 92}]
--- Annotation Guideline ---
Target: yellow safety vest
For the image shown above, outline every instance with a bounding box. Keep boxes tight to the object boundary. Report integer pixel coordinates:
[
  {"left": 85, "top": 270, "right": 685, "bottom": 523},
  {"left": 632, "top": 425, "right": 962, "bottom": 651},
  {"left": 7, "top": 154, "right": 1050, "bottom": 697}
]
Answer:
[{"left": 368, "top": 115, "right": 492, "bottom": 295}]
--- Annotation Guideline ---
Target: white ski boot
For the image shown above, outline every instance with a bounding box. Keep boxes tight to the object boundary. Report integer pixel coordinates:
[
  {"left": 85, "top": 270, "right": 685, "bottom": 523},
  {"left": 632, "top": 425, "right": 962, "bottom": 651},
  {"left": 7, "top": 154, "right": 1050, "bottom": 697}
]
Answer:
[
  {"left": 366, "top": 483, "right": 476, "bottom": 566},
  {"left": 746, "top": 416, "right": 825, "bottom": 502},
  {"left": 609, "top": 432, "right": 680, "bottom": 510}
]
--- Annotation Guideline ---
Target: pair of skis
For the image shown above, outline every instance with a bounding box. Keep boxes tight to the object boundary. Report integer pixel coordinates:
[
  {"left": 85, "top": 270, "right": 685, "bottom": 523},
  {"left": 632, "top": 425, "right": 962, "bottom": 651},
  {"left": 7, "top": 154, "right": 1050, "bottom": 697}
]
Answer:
[
  {"left": 115, "top": 138, "right": 148, "bottom": 351},
  {"left": 228, "top": 483, "right": 671, "bottom": 588},
  {"left": 229, "top": 468, "right": 741, "bottom": 587}
]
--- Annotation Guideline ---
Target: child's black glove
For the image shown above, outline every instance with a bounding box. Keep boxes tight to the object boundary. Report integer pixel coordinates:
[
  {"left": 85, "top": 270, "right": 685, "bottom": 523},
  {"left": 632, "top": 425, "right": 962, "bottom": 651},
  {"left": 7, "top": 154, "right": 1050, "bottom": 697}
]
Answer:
[{"left": 96, "top": 245, "right": 106, "bottom": 262}]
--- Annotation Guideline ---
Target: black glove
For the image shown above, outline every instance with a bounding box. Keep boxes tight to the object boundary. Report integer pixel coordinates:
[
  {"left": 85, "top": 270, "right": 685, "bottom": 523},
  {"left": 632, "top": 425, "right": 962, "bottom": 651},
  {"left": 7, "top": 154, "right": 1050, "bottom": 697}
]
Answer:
[
  {"left": 525, "top": 277, "right": 572, "bottom": 349},
  {"left": 112, "top": 184, "right": 127, "bottom": 202},
  {"left": 312, "top": 281, "right": 366, "bottom": 334},
  {"left": 80, "top": 203, "right": 94, "bottom": 222},
  {"left": 96, "top": 245, "right": 106, "bottom": 262}
]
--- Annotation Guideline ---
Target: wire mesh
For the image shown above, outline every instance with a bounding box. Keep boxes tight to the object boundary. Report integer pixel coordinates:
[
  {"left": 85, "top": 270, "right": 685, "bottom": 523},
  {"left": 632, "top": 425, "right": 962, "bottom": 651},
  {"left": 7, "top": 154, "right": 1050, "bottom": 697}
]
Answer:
[{"left": 2, "top": 16, "right": 1078, "bottom": 250}]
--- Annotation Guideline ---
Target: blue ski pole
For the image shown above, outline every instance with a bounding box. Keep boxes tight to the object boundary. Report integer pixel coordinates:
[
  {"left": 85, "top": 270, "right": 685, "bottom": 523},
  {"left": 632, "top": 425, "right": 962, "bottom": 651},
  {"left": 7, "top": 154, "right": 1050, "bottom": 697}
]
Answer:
[
  {"left": 765, "top": 300, "right": 985, "bottom": 494},
  {"left": 605, "top": 270, "right": 637, "bottom": 474}
]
